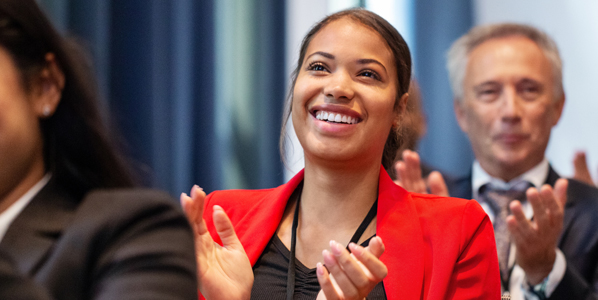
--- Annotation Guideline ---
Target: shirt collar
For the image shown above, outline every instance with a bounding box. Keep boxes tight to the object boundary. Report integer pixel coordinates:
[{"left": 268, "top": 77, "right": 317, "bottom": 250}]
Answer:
[
  {"left": 0, "top": 173, "right": 51, "bottom": 242},
  {"left": 472, "top": 159, "right": 549, "bottom": 200}
]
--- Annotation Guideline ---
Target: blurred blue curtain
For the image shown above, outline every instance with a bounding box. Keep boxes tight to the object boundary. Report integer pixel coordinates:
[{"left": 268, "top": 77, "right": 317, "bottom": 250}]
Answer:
[
  {"left": 414, "top": 0, "right": 475, "bottom": 177},
  {"left": 38, "top": 0, "right": 286, "bottom": 195}
]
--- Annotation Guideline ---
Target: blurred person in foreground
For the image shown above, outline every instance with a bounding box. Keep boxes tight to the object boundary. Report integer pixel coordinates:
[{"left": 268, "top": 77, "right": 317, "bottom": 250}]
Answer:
[
  {"left": 0, "top": 0, "right": 197, "bottom": 299},
  {"left": 395, "top": 23, "right": 598, "bottom": 300},
  {"left": 181, "top": 8, "right": 500, "bottom": 300}
]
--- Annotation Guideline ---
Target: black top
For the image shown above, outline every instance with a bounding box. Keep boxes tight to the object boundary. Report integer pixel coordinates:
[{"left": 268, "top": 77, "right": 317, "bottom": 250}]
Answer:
[{"left": 251, "top": 234, "right": 387, "bottom": 299}]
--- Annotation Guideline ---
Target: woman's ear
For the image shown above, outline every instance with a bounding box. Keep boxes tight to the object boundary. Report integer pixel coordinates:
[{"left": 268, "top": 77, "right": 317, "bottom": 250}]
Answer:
[
  {"left": 393, "top": 92, "right": 409, "bottom": 128},
  {"left": 33, "top": 53, "right": 64, "bottom": 118}
]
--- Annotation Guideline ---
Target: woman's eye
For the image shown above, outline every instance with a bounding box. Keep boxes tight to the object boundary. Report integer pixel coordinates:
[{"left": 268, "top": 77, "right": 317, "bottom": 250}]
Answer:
[
  {"left": 307, "top": 62, "right": 327, "bottom": 72},
  {"left": 360, "top": 70, "right": 380, "bottom": 80}
]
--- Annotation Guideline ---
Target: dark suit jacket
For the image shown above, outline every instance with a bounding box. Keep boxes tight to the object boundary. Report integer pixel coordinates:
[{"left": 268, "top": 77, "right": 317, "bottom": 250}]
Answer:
[
  {"left": 0, "top": 179, "right": 198, "bottom": 300},
  {"left": 201, "top": 166, "right": 501, "bottom": 300},
  {"left": 446, "top": 165, "right": 598, "bottom": 300}
]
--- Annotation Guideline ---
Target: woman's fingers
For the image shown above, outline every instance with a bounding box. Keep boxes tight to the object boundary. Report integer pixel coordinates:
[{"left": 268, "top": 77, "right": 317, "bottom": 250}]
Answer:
[
  {"left": 317, "top": 237, "right": 388, "bottom": 299},
  {"left": 317, "top": 262, "right": 341, "bottom": 300},
  {"left": 354, "top": 237, "right": 387, "bottom": 280},
  {"left": 180, "top": 185, "right": 209, "bottom": 235},
  {"left": 322, "top": 248, "right": 359, "bottom": 298},
  {"left": 212, "top": 205, "right": 244, "bottom": 251}
]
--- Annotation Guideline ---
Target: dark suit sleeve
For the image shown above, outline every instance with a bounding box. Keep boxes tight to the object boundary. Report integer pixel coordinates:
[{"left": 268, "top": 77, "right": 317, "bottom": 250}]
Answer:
[
  {"left": 549, "top": 265, "right": 598, "bottom": 300},
  {"left": 0, "top": 249, "right": 52, "bottom": 300},
  {"left": 548, "top": 179, "right": 598, "bottom": 300},
  {"left": 78, "top": 189, "right": 198, "bottom": 300}
]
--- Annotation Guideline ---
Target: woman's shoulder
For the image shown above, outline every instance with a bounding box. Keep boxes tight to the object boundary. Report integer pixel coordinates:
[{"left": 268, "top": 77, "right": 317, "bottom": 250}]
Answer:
[{"left": 408, "top": 192, "right": 488, "bottom": 225}]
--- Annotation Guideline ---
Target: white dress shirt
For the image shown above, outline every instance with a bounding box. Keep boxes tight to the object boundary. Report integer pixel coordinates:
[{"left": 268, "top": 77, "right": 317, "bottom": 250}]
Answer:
[
  {"left": 471, "top": 160, "right": 566, "bottom": 299},
  {"left": 0, "top": 174, "right": 51, "bottom": 243}
]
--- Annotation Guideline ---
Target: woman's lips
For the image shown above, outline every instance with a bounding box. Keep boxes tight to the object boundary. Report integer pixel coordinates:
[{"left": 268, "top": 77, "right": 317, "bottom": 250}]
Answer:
[
  {"left": 309, "top": 104, "right": 363, "bottom": 126},
  {"left": 313, "top": 110, "right": 359, "bottom": 124}
]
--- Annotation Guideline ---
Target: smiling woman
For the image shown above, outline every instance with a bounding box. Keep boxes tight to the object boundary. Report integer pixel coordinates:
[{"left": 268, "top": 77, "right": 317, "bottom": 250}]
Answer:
[{"left": 182, "top": 8, "right": 501, "bottom": 300}]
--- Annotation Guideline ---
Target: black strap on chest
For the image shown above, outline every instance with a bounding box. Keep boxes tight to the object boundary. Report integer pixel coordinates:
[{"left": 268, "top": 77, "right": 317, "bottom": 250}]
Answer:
[{"left": 285, "top": 187, "right": 378, "bottom": 300}]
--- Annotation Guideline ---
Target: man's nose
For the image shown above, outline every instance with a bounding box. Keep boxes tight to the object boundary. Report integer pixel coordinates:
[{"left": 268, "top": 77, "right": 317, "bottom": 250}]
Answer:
[
  {"left": 500, "top": 87, "right": 522, "bottom": 123},
  {"left": 323, "top": 70, "right": 354, "bottom": 101}
]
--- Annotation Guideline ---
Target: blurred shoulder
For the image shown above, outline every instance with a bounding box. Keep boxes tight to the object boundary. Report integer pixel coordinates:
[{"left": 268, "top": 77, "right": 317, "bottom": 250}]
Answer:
[{"left": 73, "top": 188, "right": 189, "bottom": 226}]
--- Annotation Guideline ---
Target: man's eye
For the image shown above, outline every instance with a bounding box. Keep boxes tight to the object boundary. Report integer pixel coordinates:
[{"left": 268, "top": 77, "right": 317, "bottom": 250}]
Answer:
[
  {"left": 519, "top": 86, "right": 540, "bottom": 100},
  {"left": 480, "top": 89, "right": 497, "bottom": 95},
  {"left": 476, "top": 88, "right": 500, "bottom": 102}
]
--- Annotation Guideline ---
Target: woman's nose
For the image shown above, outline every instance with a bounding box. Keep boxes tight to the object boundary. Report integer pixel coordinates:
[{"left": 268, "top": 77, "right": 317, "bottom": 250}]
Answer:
[{"left": 323, "top": 71, "right": 354, "bottom": 101}]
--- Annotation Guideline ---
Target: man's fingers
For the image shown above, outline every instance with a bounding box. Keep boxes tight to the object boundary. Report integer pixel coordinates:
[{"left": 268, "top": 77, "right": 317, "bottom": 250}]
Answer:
[
  {"left": 428, "top": 171, "right": 449, "bottom": 197},
  {"left": 213, "top": 205, "right": 243, "bottom": 250},
  {"left": 404, "top": 151, "right": 424, "bottom": 191},
  {"left": 554, "top": 178, "right": 568, "bottom": 208},
  {"left": 573, "top": 151, "right": 594, "bottom": 185},
  {"left": 395, "top": 161, "right": 407, "bottom": 187},
  {"left": 527, "top": 187, "right": 550, "bottom": 229},
  {"left": 508, "top": 200, "right": 533, "bottom": 237}
]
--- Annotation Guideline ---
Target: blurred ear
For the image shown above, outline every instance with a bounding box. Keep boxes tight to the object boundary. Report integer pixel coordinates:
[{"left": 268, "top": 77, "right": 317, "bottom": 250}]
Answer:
[
  {"left": 453, "top": 98, "right": 468, "bottom": 133},
  {"left": 32, "top": 53, "right": 64, "bottom": 118},
  {"left": 393, "top": 92, "right": 409, "bottom": 128},
  {"left": 551, "top": 93, "right": 565, "bottom": 127}
]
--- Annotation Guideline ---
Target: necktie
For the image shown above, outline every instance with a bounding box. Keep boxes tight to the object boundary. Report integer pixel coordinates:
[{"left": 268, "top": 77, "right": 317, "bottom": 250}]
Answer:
[{"left": 479, "top": 182, "right": 531, "bottom": 288}]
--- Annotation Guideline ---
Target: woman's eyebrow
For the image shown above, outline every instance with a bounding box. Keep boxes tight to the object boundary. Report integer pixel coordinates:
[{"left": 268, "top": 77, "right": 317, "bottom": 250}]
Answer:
[
  {"left": 357, "top": 58, "right": 387, "bottom": 72},
  {"left": 306, "top": 51, "right": 334, "bottom": 60}
]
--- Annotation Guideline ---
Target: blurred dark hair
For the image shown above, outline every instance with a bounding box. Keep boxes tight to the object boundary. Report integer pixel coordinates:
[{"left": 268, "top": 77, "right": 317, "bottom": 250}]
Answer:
[
  {"left": 0, "top": 0, "right": 135, "bottom": 195},
  {"left": 279, "top": 8, "right": 412, "bottom": 172}
]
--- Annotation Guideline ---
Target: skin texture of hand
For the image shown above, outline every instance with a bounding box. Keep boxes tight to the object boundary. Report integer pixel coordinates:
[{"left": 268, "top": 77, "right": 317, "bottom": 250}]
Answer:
[
  {"left": 394, "top": 150, "right": 449, "bottom": 197},
  {"left": 316, "top": 236, "right": 387, "bottom": 300},
  {"left": 507, "top": 179, "right": 568, "bottom": 285},
  {"left": 573, "top": 151, "right": 596, "bottom": 186},
  {"left": 180, "top": 186, "right": 253, "bottom": 300}
]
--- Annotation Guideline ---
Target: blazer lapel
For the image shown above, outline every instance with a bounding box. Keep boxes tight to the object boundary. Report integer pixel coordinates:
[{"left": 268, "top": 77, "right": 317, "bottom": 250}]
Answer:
[
  {"left": 0, "top": 179, "right": 77, "bottom": 275},
  {"left": 238, "top": 170, "right": 304, "bottom": 265},
  {"left": 377, "top": 166, "right": 425, "bottom": 300}
]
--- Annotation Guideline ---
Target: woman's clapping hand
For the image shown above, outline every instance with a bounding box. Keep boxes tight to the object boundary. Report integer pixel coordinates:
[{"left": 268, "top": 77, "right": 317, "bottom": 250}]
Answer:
[
  {"left": 181, "top": 186, "right": 253, "bottom": 300},
  {"left": 316, "top": 236, "right": 387, "bottom": 300}
]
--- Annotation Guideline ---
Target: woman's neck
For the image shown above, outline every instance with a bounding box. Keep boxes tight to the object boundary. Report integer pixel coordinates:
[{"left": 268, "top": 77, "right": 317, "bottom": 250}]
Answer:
[
  {"left": 300, "top": 159, "right": 380, "bottom": 224},
  {"left": 0, "top": 157, "right": 45, "bottom": 214},
  {"left": 276, "top": 158, "right": 381, "bottom": 268}
]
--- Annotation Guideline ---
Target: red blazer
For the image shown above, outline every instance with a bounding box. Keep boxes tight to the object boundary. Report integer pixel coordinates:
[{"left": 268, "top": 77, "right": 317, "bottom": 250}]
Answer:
[{"left": 203, "top": 166, "right": 500, "bottom": 299}]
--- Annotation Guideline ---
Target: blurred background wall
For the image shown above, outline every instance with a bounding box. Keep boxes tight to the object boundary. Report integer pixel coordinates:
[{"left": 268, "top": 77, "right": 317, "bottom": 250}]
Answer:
[{"left": 36, "top": 0, "right": 598, "bottom": 196}]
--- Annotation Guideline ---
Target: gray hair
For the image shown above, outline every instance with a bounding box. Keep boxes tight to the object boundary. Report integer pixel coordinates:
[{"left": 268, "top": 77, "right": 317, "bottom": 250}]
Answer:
[{"left": 446, "top": 23, "right": 563, "bottom": 102}]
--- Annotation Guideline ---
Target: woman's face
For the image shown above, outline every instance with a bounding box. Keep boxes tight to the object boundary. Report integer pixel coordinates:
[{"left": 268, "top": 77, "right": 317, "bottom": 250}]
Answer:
[
  {"left": 0, "top": 46, "right": 46, "bottom": 204},
  {"left": 292, "top": 17, "right": 399, "bottom": 169}
]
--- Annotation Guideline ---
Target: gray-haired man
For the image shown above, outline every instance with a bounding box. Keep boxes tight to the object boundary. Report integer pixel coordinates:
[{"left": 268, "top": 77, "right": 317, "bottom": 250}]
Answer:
[{"left": 395, "top": 24, "right": 598, "bottom": 299}]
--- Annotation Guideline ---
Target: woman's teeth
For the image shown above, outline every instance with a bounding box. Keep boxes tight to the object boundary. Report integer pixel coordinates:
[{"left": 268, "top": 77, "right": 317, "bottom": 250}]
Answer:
[{"left": 315, "top": 111, "right": 358, "bottom": 124}]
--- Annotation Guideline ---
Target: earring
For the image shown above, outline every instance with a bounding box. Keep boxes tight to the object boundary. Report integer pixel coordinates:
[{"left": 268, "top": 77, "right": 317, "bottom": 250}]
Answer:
[{"left": 42, "top": 105, "right": 51, "bottom": 117}]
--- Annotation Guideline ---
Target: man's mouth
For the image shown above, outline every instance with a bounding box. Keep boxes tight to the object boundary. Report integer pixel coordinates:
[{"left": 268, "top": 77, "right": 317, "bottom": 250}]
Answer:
[{"left": 313, "top": 110, "right": 360, "bottom": 125}]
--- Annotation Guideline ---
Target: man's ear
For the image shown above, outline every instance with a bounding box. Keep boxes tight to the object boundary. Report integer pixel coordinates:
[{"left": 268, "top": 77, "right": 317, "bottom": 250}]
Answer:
[
  {"left": 33, "top": 53, "right": 64, "bottom": 118},
  {"left": 453, "top": 98, "right": 468, "bottom": 133},
  {"left": 551, "top": 93, "right": 566, "bottom": 127},
  {"left": 393, "top": 92, "right": 409, "bottom": 128}
]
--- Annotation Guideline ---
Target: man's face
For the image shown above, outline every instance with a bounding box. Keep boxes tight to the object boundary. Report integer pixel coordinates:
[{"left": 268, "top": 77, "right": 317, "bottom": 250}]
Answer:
[{"left": 455, "top": 36, "right": 565, "bottom": 181}]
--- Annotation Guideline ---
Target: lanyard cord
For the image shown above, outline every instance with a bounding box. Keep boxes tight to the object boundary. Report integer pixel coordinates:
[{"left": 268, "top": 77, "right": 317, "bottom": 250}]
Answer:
[{"left": 285, "top": 187, "right": 378, "bottom": 300}]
